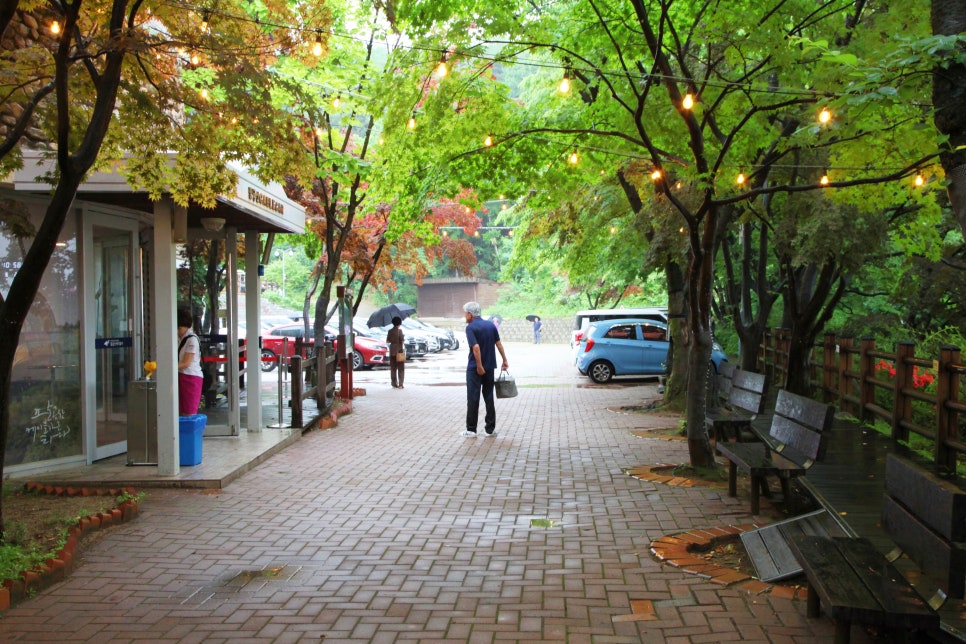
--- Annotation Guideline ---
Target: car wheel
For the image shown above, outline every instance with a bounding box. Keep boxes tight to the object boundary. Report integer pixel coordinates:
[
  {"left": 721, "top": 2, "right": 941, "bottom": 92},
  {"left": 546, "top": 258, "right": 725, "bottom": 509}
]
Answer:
[
  {"left": 588, "top": 360, "right": 614, "bottom": 383},
  {"left": 451, "top": 339, "right": 459, "bottom": 350},
  {"left": 351, "top": 351, "right": 363, "bottom": 370},
  {"left": 260, "top": 349, "right": 277, "bottom": 372}
]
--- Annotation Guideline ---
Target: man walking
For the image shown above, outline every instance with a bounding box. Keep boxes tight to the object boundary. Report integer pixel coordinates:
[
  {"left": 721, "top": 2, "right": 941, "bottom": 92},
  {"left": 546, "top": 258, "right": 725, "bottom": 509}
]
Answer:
[{"left": 462, "top": 301, "right": 509, "bottom": 437}]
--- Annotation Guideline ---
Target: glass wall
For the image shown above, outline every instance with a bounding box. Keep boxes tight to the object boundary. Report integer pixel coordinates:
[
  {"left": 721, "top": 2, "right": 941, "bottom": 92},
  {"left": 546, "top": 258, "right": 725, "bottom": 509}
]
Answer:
[{"left": 2, "top": 198, "right": 82, "bottom": 466}]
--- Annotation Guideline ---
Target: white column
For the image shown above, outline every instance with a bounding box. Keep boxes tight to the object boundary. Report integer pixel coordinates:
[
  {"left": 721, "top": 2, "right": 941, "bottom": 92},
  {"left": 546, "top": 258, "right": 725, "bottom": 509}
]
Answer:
[
  {"left": 153, "top": 199, "right": 180, "bottom": 476},
  {"left": 245, "top": 232, "right": 262, "bottom": 430},
  {"left": 226, "top": 226, "right": 240, "bottom": 434}
]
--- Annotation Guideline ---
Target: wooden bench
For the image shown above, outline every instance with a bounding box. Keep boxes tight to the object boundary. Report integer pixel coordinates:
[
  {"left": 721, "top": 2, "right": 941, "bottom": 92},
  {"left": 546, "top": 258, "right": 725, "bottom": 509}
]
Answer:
[
  {"left": 705, "top": 368, "right": 767, "bottom": 443},
  {"left": 708, "top": 361, "right": 735, "bottom": 409},
  {"left": 715, "top": 390, "right": 834, "bottom": 515},
  {"left": 787, "top": 454, "right": 966, "bottom": 643}
]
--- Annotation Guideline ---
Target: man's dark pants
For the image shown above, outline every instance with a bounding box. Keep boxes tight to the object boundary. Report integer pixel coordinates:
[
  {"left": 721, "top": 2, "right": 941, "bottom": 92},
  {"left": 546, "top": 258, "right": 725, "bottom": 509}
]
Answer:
[{"left": 466, "top": 368, "right": 496, "bottom": 433}]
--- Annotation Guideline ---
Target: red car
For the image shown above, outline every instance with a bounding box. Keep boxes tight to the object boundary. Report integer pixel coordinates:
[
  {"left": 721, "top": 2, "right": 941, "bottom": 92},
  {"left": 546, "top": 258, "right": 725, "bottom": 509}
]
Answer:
[{"left": 260, "top": 323, "right": 388, "bottom": 371}]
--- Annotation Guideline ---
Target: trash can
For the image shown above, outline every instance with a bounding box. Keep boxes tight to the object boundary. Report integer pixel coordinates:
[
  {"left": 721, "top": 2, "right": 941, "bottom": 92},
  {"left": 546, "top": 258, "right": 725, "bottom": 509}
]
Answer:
[
  {"left": 127, "top": 380, "right": 158, "bottom": 465},
  {"left": 179, "top": 414, "right": 206, "bottom": 466}
]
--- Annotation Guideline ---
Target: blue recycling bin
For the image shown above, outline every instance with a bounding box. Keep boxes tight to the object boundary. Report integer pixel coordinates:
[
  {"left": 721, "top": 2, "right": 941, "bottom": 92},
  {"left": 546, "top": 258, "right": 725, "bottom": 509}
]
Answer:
[{"left": 178, "top": 414, "right": 206, "bottom": 466}]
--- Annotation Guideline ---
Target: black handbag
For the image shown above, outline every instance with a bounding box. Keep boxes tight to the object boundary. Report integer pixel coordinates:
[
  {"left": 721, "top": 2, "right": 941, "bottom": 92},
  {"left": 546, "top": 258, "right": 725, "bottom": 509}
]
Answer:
[{"left": 495, "top": 369, "right": 518, "bottom": 399}]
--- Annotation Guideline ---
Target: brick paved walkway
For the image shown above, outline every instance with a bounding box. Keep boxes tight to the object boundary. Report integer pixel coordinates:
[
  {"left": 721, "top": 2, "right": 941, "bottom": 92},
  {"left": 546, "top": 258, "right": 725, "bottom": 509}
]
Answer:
[{"left": 0, "top": 343, "right": 858, "bottom": 642}]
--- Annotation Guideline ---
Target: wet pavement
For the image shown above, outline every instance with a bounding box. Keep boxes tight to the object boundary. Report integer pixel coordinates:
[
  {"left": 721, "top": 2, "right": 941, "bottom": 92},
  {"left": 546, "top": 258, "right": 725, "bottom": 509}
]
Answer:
[{"left": 0, "top": 342, "right": 854, "bottom": 642}]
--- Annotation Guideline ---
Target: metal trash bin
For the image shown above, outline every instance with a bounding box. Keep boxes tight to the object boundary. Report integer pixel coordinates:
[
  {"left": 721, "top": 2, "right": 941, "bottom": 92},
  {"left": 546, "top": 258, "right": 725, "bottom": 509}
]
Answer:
[{"left": 127, "top": 379, "right": 158, "bottom": 465}]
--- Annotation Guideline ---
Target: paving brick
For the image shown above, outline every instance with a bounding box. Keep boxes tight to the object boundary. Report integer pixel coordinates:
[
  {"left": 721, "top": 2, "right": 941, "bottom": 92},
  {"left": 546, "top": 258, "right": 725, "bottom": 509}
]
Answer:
[{"left": 0, "top": 345, "right": 838, "bottom": 642}]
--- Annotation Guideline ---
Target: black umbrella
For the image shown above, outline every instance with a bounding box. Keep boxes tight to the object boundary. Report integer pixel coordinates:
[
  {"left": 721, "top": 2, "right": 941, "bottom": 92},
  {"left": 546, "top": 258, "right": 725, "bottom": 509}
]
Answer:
[
  {"left": 526, "top": 314, "right": 540, "bottom": 322},
  {"left": 367, "top": 303, "right": 416, "bottom": 328}
]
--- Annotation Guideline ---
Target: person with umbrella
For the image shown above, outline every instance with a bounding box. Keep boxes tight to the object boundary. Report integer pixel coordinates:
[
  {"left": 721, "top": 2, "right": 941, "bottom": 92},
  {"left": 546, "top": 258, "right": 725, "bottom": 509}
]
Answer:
[
  {"left": 387, "top": 316, "right": 405, "bottom": 389},
  {"left": 531, "top": 315, "right": 542, "bottom": 344},
  {"left": 462, "top": 301, "right": 509, "bottom": 438}
]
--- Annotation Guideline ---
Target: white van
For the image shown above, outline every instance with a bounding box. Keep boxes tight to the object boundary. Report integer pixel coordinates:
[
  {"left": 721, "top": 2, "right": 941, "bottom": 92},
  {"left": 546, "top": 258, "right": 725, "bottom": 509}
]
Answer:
[{"left": 571, "top": 307, "right": 669, "bottom": 349}]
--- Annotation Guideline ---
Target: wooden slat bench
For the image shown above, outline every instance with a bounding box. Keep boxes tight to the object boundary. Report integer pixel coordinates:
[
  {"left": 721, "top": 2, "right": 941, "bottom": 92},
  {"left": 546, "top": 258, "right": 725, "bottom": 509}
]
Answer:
[
  {"left": 715, "top": 390, "right": 834, "bottom": 515},
  {"left": 704, "top": 368, "right": 767, "bottom": 443},
  {"left": 787, "top": 454, "right": 966, "bottom": 644},
  {"left": 740, "top": 508, "right": 851, "bottom": 582},
  {"left": 708, "top": 361, "right": 735, "bottom": 409}
]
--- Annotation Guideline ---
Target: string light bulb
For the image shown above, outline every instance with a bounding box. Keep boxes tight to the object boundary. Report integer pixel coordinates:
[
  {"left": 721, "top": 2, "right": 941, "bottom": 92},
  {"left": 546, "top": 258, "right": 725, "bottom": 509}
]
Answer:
[
  {"left": 313, "top": 31, "right": 323, "bottom": 57},
  {"left": 50, "top": 20, "right": 60, "bottom": 34},
  {"left": 820, "top": 173, "right": 829, "bottom": 186},
  {"left": 736, "top": 171, "right": 746, "bottom": 185},
  {"left": 200, "top": 10, "right": 210, "bottom": 34},
  {"left": 407, "top": 114, "right": 416, "bottom": 130},
  {"left": 819, "top": 107, "right": 831, "bottom": 124},
  {"left": 569, "top": 150, "right": 579, "bottom": 164},
  {"left": 315, "top": 127, "right": 324, "bottom": 138},
  {"left": 200, "top": 88, "right": 208, "bottom": 100},
  {"left": 914, "top": 174, "right": 924, "bottom": 187},
  {"left": 190, "top": 52, "right": 200, "bottom": 66},
  {"left": 333, "top": 94, "right": 341, "bottom": 109},
  {"left": 484, "top": 134, "right": 493, "bottom": 147},
  {"left": 682, "top": 93, "right": 694, "bottom": 109},
  {"left": 651, "top": 169, "right": 662, "bottom": 181},
  {"left": 436, "top": 60, "right": 448, "bottom": 77},
  {"left": 378, "top": 136, "right": 384, "bottom": 145},
  {"left": 559, "top": 71, "right": 571, "bottom": 94}
]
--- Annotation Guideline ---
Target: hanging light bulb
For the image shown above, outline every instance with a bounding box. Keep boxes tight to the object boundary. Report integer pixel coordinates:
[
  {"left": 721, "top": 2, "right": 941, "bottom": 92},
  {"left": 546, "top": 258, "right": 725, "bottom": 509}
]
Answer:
[
  {"left": 190, "top": 52, "right": 200, "bottom": 66},
  {"left": 819, "top": 107, "right": 831, "bottom": 124},
  {"left": 442, "top": 230, "right": 449, "bottom": 237},
  {"left": 313, "top": 31, "right": 324, "bottom": 57},
  {"left": 820, "top": 173, "right": 829, "bottom": 186},
  {"left": 333, "top": 94, "right": 341, "bottom": 109},
  {"left": 559, "top": 71, "right": 571, "bottom": 94},
  {"left": 914, "top": 174, "right": 924, "bottom": 187},
  {"left": 50, "top": 20, "right": 61, "bottom": 35},
  {"left": 378, "top": 136, "right": 385, "bottom": 145},
  {"left": 484, "top": 134, "right": 493, "bottom": 147},
  {"left": 407, "top": 114, "right": 416, "bottom": 130},
  {"left": 315, "top": 127, "right": 324, "bottom": 138},
  {"left": 651, "top": 169, "right": 662, "bottom": 181},
  {"left": 610, "top": 225, "right": 617, "bottom": 234},
  {"left": 200, "top": 10, "right": 210, "bottom": 34},
  {"left": 736, "top": 171, "right": 746, "bottom": 185},
  {"left": 682, "top": 93, "right": 694, "bottom": 109},
  {"left": 436, "top": 60, "right": 448, "bottom": 77},
  {"left": 569, "top": 150, "right": 579, "bottom": 164},
  {"left": 200, "top": 88, "right": 208, "bottom": 100}
]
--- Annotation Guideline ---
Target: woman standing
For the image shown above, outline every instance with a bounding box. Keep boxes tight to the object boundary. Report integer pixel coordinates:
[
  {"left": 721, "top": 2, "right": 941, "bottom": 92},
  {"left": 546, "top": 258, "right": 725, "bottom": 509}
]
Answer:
[
  {"left": 387, "top": 316, "right": 406, "bottom": 389},
  {"left": 177, "top": 308, "right": 204, "bottom": 415}
]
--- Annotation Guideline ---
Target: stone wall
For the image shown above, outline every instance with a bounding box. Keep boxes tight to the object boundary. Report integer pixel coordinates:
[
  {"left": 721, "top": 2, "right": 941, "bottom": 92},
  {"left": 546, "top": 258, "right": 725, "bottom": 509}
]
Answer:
[{"left": 424, "top": 317, "right": 573, "bottom": 344}]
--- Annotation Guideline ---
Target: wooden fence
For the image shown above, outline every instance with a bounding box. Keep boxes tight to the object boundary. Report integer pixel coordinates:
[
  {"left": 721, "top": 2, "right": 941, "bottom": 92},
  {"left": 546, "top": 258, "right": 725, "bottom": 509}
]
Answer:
[
  {"left": 289, "top": 339, "right": 337, "bottom": 429},
  {"left": 759, "top": 330, "right": 966, "bottom": 471}
]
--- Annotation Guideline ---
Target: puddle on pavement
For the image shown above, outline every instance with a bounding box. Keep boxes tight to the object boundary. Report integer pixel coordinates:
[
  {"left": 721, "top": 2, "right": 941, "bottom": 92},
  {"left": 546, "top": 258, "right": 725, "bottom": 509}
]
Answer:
[
  {"left": 223, "top": 565, "right": 298, "bottom": 587},
  {"left": 530, "top": 518, "right": 561, "bottom": 528}
]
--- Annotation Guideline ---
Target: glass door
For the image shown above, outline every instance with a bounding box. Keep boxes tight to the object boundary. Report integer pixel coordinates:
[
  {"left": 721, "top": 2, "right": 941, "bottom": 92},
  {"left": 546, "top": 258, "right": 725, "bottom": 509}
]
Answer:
[{"left": 92, "top": 226, "right": 136, "bottom": 460}]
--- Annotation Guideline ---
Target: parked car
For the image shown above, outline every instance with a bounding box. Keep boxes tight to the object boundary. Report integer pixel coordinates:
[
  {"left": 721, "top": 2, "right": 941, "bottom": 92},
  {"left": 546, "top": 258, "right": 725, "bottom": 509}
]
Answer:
[
  {"left": 401, "top": 318, "right": 452, "bottom": 351},
  {"left": 262, "top": 323, "right": 388, "bottom": 371},
  {"left": 353, "top": 322, "right": 425, "bottom": 359},
  {"left": 576, "top": 318, "right": 727, "bottom": 384},
  {"left": 571, "top": 307, "right": 669, "bottom": 350}
]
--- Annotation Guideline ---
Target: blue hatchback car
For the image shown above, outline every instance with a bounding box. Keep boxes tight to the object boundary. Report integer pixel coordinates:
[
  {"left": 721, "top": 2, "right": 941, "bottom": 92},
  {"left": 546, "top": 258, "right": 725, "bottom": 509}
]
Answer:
[{"left": 576, "top": 318, "right": 727, "bottom": 383}]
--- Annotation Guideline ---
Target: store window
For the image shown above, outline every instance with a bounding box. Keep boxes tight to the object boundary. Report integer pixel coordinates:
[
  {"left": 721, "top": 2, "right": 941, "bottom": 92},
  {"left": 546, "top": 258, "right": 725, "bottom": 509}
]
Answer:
[{"left": 1, "top": 200, "right": 82, "bottom": 466}]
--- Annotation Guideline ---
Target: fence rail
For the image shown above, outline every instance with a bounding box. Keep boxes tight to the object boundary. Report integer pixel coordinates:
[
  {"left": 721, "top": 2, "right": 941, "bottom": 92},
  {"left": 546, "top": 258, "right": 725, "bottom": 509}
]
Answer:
[
  {"left": 289, "top": 340, "right": 337, "bottom": 429},
  {"left": 760, "top": 330, "right": 965, "bottom": 471}
]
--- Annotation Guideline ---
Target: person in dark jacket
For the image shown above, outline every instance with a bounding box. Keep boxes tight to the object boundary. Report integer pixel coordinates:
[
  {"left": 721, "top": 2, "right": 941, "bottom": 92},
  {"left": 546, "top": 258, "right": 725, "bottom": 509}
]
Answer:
[{"left": 386, "top": 316, "right": 405, "bottom": 388}]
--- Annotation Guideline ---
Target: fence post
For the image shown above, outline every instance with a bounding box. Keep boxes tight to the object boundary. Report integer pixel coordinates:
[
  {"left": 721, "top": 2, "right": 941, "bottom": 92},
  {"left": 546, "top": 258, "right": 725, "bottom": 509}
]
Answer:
[
  {"left": 892, "top": 342, "right": 915, "bottom": 442},
  {"left": 758, "top": 330, "right": 770, "bottom": 375},
  {"left": 290, "top": 355, "right": 303, "bottom": 428},
  {"left": 822, "top": 333, "right": 837, "bottom": 403},
  {"left": 858, "top": 337, "right": 877, "bottom": 424},
  {"left": 837, "top": 337, "right": 852, "bottom": 414},
  {"left": 936, "top": 345, "right": 961, "bottom": 472}
]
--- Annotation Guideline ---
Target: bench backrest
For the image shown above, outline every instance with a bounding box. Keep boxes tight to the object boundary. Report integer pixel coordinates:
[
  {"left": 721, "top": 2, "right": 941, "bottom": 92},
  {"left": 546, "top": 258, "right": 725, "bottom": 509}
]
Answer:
[
  {"left": 882, "top": 454, "right": 966, "bottom": 599},
  {"left": 727, "top": 369, "right": 767, "bottom": 415},
  {"left": 768, "top": 390, "right": 834, "bottom": 466},
  {"left": 715, "top": 361, "right": 736, "bottom": 404}
]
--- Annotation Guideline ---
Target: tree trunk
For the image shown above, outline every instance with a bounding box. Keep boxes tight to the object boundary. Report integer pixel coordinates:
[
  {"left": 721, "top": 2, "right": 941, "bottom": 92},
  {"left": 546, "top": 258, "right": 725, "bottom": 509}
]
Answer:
[
  {"left": 932, "top": 0, "right": 966, "bottom": 238},
  {"left": 663, "top": 260, "right": 689, "bottom": 407}
]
